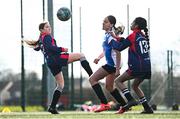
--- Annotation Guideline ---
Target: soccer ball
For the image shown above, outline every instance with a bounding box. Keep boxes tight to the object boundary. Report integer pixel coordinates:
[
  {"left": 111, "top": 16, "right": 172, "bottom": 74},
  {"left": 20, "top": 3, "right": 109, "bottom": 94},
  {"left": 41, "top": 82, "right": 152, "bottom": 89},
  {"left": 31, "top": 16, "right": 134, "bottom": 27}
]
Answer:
[{"left": 57, "top": 7, "right": 71, "bottom": 21}]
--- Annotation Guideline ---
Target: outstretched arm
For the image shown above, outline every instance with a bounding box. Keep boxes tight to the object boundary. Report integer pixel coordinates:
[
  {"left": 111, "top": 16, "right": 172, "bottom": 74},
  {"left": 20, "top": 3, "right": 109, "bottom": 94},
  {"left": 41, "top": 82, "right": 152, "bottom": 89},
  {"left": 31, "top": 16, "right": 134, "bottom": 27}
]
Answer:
[
  {"left": 93, "top": 52, "right": 104, "bottom": 64},
  {"left": 109, "top": 32, "right": 124, "bottom": 41},
  {"left": 110, "top": 38, "right": 131, "bottom": 52}
]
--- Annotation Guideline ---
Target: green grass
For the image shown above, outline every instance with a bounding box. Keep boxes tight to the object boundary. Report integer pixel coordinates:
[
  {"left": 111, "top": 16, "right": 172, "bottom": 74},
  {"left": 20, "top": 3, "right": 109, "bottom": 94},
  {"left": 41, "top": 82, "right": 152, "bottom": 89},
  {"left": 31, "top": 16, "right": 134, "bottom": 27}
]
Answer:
[
  {"left": 0, "top": 111, "right": 180, "bottom": 119},
  {"left": 0, "top": 106, "right": 44, "bottom": 112}
]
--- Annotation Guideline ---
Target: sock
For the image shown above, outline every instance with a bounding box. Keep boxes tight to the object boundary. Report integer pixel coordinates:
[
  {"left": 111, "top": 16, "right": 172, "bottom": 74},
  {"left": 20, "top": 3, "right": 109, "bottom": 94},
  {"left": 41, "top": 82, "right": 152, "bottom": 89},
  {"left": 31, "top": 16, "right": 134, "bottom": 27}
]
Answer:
[
  {"left": 80, "top": 60, "right": 93, "bottom": 76},
  {"left": 122, "top": 88, "right": 134, "bottom": 102},
  {"left": 50, "top": 90, "right": 61, "bottom": 109},
  {"left": 110, "top": 88, "right": 126, "bottom": 106},
  {"left": 92, "top": 83, "right": 108, "bottom": 104},
  {"left": 139, "top": 97, "right": 152, "bottom": 111}
]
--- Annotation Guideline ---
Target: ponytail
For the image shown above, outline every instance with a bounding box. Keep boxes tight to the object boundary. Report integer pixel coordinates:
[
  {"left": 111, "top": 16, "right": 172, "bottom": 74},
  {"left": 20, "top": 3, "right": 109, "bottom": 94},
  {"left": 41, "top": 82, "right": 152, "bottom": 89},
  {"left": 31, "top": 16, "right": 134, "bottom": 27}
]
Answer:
[
  {"left": 144, "top": 27, "right": 149, "bottom": 41},
  {"left": 24, "top": 39, "right": 39, "bottom": 48},
  {"left": 143, "top": 27, "right": 150, "bottom": 50},
  {"left": 114, "top": 25, "right": 125, "bottom": 35}
]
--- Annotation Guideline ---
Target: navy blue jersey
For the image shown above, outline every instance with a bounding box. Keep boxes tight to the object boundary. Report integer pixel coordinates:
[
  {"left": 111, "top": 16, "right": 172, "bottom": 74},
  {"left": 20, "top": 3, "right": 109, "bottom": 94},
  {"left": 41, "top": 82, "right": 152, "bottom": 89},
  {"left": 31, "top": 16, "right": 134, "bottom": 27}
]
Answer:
[
  {"left": 34, "top": 33, "right": 69, "bottom": 76},
  {"left": 111, "top": 29, "right": 151, "bottom": 78}
]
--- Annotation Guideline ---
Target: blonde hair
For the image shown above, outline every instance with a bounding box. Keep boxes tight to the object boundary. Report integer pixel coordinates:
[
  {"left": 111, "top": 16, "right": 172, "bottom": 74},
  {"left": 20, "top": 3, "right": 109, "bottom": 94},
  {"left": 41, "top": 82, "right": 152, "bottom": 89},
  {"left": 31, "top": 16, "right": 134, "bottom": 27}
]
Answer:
[
  {"left": 24, "top": 40, "right": 38, "bottom": 45},
  {"left": 113, "top": 23, "right": 125, "bottom": 35}
]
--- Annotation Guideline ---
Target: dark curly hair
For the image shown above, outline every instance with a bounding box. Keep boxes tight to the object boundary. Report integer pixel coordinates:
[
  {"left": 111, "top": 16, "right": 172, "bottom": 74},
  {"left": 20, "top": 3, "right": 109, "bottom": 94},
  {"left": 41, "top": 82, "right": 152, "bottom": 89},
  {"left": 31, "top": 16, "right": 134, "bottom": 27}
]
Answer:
[
  {"left": 134, "top": 17, "right": 150, "bottom": 49},
  {"left": 134, "top": 17, "right": 149, "bottom": 41}
]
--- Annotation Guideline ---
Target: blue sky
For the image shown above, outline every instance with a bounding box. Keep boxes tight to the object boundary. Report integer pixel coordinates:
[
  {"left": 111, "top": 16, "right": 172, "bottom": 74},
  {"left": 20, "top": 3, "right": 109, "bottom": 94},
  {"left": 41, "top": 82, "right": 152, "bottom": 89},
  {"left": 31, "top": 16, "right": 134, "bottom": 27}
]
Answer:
[{"left": 0, "top": 0, "right": 180, "bottom": 77}]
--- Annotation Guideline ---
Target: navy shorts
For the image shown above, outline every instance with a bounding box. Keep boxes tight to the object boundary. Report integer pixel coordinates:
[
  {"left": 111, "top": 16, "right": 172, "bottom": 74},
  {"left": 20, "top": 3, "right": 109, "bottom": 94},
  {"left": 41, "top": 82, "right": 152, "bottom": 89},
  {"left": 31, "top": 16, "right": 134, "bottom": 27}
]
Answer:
[
  {"left": 126, "top": 69, "right": 151, "bottom": 79},
  {"left": 47, "top": 54, "right": 69, "bottom": 76},
  {"left": 102, "top": 64, "right": 116, "bottom": 74}
]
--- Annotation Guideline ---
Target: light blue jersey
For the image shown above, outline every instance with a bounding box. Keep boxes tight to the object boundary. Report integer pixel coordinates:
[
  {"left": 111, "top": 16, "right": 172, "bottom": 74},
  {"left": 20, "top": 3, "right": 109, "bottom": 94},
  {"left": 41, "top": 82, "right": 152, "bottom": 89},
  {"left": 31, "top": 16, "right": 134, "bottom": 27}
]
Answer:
[{"left": 102, "top": 33, "right": 117, "bottom": 67}]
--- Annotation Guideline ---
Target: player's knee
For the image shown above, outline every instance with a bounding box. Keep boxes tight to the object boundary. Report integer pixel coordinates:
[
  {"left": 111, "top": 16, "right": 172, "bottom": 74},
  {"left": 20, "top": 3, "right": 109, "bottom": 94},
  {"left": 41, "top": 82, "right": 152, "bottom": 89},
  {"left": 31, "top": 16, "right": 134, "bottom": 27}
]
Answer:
[
  {"left": 79, "top": 53, "right": 87, "bottom": 61},
  {"left": 80, "top": 53, "right": 85, "bottom": 58},
  {"left": 89, "top": 76, "right": 98, "bottom": 85},
  {"left": 131, "top": 83, "right": 138, "bottom": 91},
  {"left": 105, "top": 85, "right": 113, "bottom": 92},
  {"left": 114, "top": 81, "right": 119, "bottom": 88},
  {"left": 115, "top": 78, "right": 121, "bottom": 85},
  {"left": 55, "top": 85, "right": 64, "bottom": 92},
  {"left": 89, "top": 76, "right": 94, "bottom": 84}
]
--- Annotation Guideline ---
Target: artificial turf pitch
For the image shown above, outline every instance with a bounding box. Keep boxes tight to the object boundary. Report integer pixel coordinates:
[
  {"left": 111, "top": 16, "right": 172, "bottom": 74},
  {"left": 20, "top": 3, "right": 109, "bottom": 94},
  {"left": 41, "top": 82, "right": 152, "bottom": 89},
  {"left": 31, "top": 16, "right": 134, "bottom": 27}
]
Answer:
[{"left": 1, "top": 111, "right": 180, "bottom": 119}]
